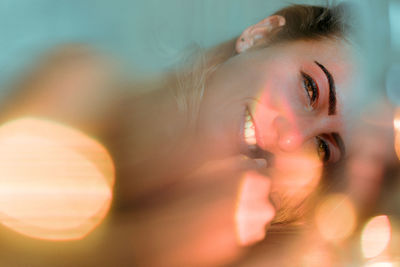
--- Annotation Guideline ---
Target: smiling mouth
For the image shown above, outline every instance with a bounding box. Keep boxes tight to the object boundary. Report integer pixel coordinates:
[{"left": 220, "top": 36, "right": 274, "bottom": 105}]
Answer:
[
  {"left": 244, "top": 107, "right": 257, "bottom": 146},
  {"left": 241, "top": 106, "right": 274, "bottom": 164}
]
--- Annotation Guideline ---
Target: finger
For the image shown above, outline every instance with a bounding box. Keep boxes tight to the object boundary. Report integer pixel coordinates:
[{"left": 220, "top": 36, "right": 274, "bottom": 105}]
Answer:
[{"left": 235, "top": 170, "right": 276, "bottom": 246}]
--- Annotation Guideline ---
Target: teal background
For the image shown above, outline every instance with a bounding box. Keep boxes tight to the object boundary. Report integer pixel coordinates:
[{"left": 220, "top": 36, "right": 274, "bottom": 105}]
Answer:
[
  {"left": 0, "top": 0, "right": 331, "bottom": 81},
  {"left": 0, "top": 0, "right": 398, "bottom": 105}
]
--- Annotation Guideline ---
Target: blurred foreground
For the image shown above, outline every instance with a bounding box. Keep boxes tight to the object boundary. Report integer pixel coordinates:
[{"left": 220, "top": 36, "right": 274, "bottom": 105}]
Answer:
[{"left": 0, "top": 0, "right": 400, "bottom": 266}]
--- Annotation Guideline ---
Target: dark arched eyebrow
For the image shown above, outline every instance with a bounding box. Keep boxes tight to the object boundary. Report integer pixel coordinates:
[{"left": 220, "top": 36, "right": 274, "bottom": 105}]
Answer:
[{"left": 314, "top": 61, "right": 336, "bottom": 115}]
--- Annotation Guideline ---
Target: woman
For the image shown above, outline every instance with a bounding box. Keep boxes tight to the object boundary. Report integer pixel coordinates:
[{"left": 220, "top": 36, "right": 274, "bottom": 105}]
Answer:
[{"left": 0, "top": 3, "right": 356, "bottom": 266}]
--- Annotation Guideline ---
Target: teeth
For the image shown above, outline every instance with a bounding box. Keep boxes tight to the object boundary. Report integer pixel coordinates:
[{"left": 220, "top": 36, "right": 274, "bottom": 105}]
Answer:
[{"left": 244, "top": 111, "right": 257, "bottom": 146}]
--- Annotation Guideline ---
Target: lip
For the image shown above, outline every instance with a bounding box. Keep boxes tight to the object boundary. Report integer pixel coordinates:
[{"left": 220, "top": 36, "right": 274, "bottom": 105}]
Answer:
[
  {"left": 239, "top": 105, "right": 260, "bottom": 155},
  {"left": 239, "top": 105, "right": 275, "bottom": 165},
  {"left": 238, "top": 105, "right": 251, "bottom": 155}
]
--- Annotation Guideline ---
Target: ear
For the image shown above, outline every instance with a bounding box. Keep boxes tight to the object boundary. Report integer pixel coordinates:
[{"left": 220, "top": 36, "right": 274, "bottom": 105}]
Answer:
[{"left": 235, "top": 15, "right": 286, "bottom": 54}]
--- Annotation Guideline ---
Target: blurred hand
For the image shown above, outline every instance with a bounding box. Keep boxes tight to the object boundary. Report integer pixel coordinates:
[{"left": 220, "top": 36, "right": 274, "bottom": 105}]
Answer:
[{"left": 126, "top": 155, "right": 275, "bottom": 266}]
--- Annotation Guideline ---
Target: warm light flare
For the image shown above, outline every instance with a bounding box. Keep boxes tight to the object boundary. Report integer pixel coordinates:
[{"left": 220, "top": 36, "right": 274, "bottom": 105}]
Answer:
[
  {"left": 315, "top": 193, "right": 356, "bottom": 242},
  {"left": 0, "top": 118, "right": 114, "bottom": 240},
  {"left": 235, "top": 171, "right": 275, "bottom": 246},
  {"left": 272, "top": 152, "right": 323, "bottom": 208},
  {"left": 394, "top": 109, "right": 400, "bottom": 160},
  {"left": 362, "top": 215, "right": 391, "bottom": 259},
  {"left": 394, "top": 119, "right": 400, "bottom": 131},
  {"left": 302, "top": 246, "right": 334, "bottom": 267},
  {"left": 364, "top": 262, "right": 394, "bottom": 267},
  {"left": 252, "top": 97, "right": 323, "bottom": 209}
]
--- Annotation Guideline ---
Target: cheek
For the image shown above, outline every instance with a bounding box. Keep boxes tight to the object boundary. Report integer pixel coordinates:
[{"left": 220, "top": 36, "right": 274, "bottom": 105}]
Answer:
[
  {"left": 252, "top": 68, "right": 305, "bottom": 148},
  {"left": 270, "top": 152, "right": 323, "bottom": 211},
  {"left": 259, "top": 62, "right": 305, "bottom": 113}
]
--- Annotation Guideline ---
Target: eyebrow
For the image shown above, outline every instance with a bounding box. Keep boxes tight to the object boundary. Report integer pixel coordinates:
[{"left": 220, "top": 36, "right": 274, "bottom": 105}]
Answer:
[
  {"left": 314, "top": 61, "right": 336, "bottom": 115},
  {"left": 331, "top": 132, "right": 345, "bottom": 158}
]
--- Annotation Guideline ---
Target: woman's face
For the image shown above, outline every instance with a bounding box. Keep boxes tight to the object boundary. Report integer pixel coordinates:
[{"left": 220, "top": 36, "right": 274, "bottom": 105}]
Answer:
[
  {"left": 196, "top": 38, "right": 355, "bottom": 221},
  {"left": 197, "top": 38, "right": 353, "bottom": 166}
]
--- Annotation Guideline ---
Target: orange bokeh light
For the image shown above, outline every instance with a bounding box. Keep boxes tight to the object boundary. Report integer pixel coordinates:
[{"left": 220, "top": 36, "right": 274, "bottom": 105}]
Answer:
[
  {"left": 315, "top": 193, "right": 356, "bottom": 242},
  {"left": 364, "top": 262, "right": 394, "bottom": 267},
  {"left": 301, "top": 244, "right": 335, "bottom": 267},
  {"left": 394, "top": 108, "right": 400, "bottom": 160},
  {"left": 272, "top": 151, "right": 323, "bottom": 209},
  {"left": 361, "top": 215, "right": 391, "bottom": 259},
  {"left": 0, "top": 118, "right": 114, "bottom": 240}
]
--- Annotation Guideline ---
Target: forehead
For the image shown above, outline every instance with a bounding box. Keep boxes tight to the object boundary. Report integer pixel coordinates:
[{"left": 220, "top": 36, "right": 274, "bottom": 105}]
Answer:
[
  {"left": 260, "top": 38, "right": 355, "bottom": 103},
  {"left": 250, "top": 39, "right": 355, "bottom": 94},
  {"left": 267, "top": 38, "right": 353, "bottom": 69}
]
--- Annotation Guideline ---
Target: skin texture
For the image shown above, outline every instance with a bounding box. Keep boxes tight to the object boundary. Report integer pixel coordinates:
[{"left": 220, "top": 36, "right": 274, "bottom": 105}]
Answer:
[{"left": 197, "top": 38, "right": 353, "bottom": 162}]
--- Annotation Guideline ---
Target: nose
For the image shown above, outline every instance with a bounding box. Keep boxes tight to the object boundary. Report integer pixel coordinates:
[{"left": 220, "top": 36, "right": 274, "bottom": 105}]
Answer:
[{"left": 273, "top": 116, "right": 307, "bottom": 152}]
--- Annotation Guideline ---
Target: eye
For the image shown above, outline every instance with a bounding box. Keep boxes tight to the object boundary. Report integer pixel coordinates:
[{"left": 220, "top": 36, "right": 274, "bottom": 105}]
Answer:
[
  {"left": 301, "top": 72, "right": 319, "bottom": 107},
  {"left": 315, "top": 136, "right": 330, "bottom": 162}
]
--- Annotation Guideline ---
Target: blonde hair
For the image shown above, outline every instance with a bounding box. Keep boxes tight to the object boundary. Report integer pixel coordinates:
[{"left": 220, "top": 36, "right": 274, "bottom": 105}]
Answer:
[
  {"left": 172, "top": 3, "right": 351, "bottom": 132},
  {"left": 172, "top": 3, "right": 352, "bottom": 229},
  {"left": 170, "top": 39, "right": 237, "bottom": 133}
]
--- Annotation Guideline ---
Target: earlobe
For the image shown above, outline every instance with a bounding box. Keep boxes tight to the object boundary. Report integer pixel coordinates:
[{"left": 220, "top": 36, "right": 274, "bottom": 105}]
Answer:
[{"left": 235, "top": 15, "right": 286, "bottom": 54}]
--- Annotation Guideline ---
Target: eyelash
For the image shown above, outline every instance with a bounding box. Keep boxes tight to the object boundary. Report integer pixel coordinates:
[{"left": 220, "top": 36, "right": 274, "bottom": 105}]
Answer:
[
  {"left": 300, "top": 72, "right": 330, "bottom": 162},
  {"left": 301, "top": 71, "right": 319, "bottom": 108},
  {"left": 316, "top": 136, "right": 330, "bottom": 163}
]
